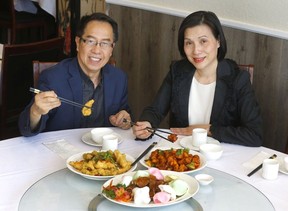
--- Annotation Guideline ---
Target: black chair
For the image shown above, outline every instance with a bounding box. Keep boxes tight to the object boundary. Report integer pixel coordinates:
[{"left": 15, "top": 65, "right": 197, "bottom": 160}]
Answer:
[
  {"left": 0, "top": 0, "right": 56, "bottom": 44},
  {"left": 0, "top": 37, "right": 65, "bottom": 139}
]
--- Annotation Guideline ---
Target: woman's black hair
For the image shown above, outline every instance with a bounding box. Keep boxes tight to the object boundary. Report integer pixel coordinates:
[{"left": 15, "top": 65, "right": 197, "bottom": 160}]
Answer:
[
  {"left": 178, "top": 11, "right": 227, "bottom": 60},
  {"left": 76, "top": 12, "right": 118, "bottom": 42}
]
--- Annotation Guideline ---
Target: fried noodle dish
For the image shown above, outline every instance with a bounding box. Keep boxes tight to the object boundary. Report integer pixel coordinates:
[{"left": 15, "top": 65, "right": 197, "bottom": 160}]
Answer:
[
  {"left": 69, "top": 150, "right": 132, "bottom": 176},
  {"left": 145, "top": 148, "right": 200, "bottom": 172}
]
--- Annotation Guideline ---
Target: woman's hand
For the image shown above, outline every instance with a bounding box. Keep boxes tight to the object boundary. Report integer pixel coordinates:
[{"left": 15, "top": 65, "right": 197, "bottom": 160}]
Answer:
[
  {"left": 109, "top": 110, "right": 131, "bottom": 129},
  {"left": 170, "top": 124, "right": 211, "bottom": 136},
  {"left": 132, "top": 121, "right": 152, "bottom": 139}
]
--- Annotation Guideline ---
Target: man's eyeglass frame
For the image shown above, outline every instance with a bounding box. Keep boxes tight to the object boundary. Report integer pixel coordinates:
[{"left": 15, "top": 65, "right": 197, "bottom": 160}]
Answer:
[{"left": 80, "top": 37, "right": 114, "bottom": 49}]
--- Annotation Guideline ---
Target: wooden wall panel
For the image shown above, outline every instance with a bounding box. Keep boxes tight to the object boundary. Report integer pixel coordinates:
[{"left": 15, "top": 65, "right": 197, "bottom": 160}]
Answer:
[
  {"left": 109, "top": 4, "right": 288, "bottom": 152},
  {"left": 110, "top": 6, "right": 182, "bottom": 122},
  {"left": 224, "top": 28, "right": 288, "bottom": 152}
]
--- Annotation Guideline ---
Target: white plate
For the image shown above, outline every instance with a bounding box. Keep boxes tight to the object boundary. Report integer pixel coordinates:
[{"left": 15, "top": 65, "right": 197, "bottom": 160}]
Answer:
[
  {"left": 102, "top": 170, "right": 199, "bottom": 208},
  {"left": 278, "top": 157, "right": 288, "bottom": 175},
  {"left": 66, "top": 150, "right": 137, "bottom": 180},
  {"left": 139, "top": 147, "right": 207, "bottom": 173},
  {"left": 81, "top": 132, "right": 123, "bottom": 147},
  {"left": 180, "top": 136, "right": 220, "bottom": 151}
]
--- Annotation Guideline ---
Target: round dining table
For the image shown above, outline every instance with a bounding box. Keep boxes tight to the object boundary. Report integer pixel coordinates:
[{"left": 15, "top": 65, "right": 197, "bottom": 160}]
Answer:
[{"left": 0, "top": 127, "right": 287, "bottom": 211}]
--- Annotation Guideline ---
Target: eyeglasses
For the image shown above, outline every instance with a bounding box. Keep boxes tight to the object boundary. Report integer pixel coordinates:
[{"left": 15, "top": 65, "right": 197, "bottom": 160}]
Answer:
[{"left": 80, "top": 37, "right": 114, "bottom": 49}]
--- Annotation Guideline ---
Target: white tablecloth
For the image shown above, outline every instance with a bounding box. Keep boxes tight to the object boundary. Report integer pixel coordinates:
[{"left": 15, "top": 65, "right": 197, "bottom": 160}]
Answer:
[{"left": 0, "top": 128, "right": 287, "bottom": 211}]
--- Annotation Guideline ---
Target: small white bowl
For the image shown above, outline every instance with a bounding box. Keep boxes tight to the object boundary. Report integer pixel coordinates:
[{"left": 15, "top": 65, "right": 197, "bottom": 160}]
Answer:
[
  {"left": 199, "top": 143, "right": 223, "bottom": 160},
  {"left": 195, "top": 174, "right": 214, "bottom": 186},
  {"left": 90, "top": 128, "right": 114, "bottom": 144}
]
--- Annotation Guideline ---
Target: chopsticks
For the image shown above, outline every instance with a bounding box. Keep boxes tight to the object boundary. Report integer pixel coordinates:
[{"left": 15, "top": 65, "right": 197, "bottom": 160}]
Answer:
[
  {"left": 146, "top": 128, "right": 173, "bottom": 142},
  {"left": 123, "top": 118, "right": 174, "bottom": 135},
  {"left": 247, "top": 154, "right": 277, "bottom": 177},
  {"left": 131, "top": 142, "right": 157, "bottom": 166},
  {"left": 29, "top": 87, "right": 92, "bottom": 109},
  {"left": 122, "top": 118, "right": 175, "bottom": 142}
]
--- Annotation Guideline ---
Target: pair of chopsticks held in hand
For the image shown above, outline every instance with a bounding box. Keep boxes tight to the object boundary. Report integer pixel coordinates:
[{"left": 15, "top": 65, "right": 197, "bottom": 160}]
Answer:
[
  {"left": 122, "top": 118, "right": 177, "bottom": 143},
  {"left": 29, "top": 87, "right": 92, "bottom": 109}
]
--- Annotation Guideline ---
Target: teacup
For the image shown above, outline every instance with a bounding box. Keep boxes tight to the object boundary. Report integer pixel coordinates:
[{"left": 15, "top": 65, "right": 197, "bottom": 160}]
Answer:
[
  {"left": 192, "top": 128, "right": 207, "bottom": 147},
  {"left": 90, "top": 128, "right": 113, "bottom": 144},
  {"left": 262, "top": 158, "right": 279, "bottom": 180},
  {"left": 102, "top": 134, "right": 118, "bottom": 151}
]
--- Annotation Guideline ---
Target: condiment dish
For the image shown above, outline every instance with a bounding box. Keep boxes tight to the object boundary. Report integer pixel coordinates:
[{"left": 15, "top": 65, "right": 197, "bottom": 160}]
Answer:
[{"left": 195, "top": 174, "right": 214, "bottom": 186}]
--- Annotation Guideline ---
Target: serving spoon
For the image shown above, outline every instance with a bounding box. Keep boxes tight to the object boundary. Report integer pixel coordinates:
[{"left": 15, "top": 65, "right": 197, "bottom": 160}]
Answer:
[{"left": 131, "top": 142, "right": 157, "bottom": 166}]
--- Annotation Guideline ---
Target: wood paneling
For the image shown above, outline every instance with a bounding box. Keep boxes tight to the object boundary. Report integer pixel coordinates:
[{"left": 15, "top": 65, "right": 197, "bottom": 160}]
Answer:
[{"left": 109, "top": 4, "right": 288, "bottom": 152}]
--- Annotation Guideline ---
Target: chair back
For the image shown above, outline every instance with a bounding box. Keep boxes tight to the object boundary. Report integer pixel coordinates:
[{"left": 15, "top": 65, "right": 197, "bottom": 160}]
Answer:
[
  {"left": 0, "top": 0, "right": 14, "bottom": 33},
  {"left": 0, "top": 0, "right": 51, "bottom": 44},
  {"left": 238, "top": 64, "right": 254, "bottom": 84},
  {"left": 32, "top": 61, "right": 58, "bottom": 87},
  {"left": 0, "top": 37, "right": 65, "bottom": 136},
  {"left": 32, "top": 56, "right": 116, "bottom": 88}
]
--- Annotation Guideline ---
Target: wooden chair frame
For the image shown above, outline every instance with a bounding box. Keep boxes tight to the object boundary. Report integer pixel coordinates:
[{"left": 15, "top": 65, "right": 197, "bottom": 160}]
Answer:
[
  {"left": 238, "top": 64, "right": 254, "bottom": 84},
  {"left": 32, "top": 61, "right": 58, "bottom": 87},
  {"left": 0, "top": 0, "right": 51, "bottom": 44},
  {"left": 0, "top": 37, "right": 65, "bottom": 138}
]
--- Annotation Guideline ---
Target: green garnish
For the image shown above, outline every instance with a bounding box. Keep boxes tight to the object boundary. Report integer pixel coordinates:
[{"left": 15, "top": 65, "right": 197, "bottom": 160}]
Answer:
[{"left": 102, "top": 189, "right": 116, "bottom": 199}]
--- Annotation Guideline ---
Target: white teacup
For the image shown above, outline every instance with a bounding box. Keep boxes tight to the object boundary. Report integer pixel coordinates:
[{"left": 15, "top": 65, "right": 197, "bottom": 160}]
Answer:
[
  {"left": 192, "top": 128, "right": 207, "bottom": 147},
  {"left": 262, "top": 158, "right": 279, "bottom": 180},
  {"left": 284, "top": 156, "right": 288, "bottom": 171},
  {"left": 90, "top": 128, "right": 113, "bottom": 144},
  {"left": 102, "top": 134, "right": 118, "bottom": 151}
]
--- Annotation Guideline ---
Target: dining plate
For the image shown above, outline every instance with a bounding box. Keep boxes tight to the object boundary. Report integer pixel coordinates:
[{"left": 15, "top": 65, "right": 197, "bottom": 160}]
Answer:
[
  {"left": 139, "top": 147, "right": 207, "bottom": 173},
  {"left": 66, "top": 150, "right": 137, "bottom": 180},
  {"left": 278, "top": 157, "right": 288, "bottom": 175},
  {"left": 101, "top": 170, "right": 199, "bottom": 208},
  {"left": 81, "top": 132, "right": 123, "bottom": 147},
  {"left": 180, "top": 136, "right": 220, "bottom": 151}
]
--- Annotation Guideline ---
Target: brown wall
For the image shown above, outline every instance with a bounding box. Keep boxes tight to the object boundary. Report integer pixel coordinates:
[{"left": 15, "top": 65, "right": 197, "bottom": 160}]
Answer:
[{"left": 109, "top": 4, "right": 288, "bottom": 152}]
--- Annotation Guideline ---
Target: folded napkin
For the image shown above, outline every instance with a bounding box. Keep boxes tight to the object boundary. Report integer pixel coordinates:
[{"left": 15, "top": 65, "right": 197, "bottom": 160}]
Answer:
[
  {"left": 242, "top": 151, "right": 271, "bottom": 170},
  {"left": 43, "top": 139, "right": 81, "bottom": 159}
]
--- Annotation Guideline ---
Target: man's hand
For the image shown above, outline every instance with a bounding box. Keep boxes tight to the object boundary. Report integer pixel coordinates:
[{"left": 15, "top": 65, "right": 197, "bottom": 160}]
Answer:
[
  {"left": 30, "top": 91, "right": 61, "bottom": 130},
  {"left": 109, "top": 110, "right": 131, "bottom": 129}
]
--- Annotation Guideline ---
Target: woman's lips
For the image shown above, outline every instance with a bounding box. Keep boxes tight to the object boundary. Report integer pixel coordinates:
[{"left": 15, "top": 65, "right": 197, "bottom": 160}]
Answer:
[{"left": 193, "top": 57, "right": 205, "bottom": 63}]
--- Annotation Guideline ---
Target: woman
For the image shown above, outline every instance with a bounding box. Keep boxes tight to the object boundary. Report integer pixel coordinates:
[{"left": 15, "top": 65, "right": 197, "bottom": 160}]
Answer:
[{"left": 132, "top": 11, "right": 262, "bottom": 147}]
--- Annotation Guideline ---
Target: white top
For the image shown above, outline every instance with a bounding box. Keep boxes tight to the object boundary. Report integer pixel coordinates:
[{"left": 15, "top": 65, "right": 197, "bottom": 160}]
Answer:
[{"left": 188, "top": 77, "right": 216, "bottom": 125}]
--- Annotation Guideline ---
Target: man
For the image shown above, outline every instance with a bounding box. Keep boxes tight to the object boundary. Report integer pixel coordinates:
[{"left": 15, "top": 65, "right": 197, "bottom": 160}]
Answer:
[{"left": 18, "top": 13, "right": 131, "bottom": 137}]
